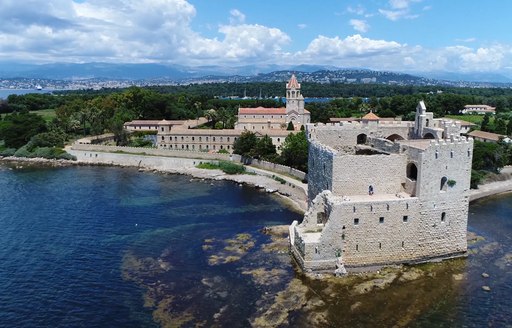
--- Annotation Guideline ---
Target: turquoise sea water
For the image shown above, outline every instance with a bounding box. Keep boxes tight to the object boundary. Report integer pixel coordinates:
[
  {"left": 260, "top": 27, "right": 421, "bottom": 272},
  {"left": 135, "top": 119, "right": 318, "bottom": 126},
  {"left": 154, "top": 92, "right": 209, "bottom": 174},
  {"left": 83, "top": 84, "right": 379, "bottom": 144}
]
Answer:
[{"left": 0, "top": 164, "right": 510, "bottom": 327}]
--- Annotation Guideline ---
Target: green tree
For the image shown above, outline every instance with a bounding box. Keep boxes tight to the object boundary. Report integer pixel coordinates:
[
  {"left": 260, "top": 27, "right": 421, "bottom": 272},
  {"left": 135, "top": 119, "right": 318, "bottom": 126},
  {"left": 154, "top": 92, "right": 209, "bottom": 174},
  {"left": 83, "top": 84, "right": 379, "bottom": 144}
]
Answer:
[
  {"left": 472, "top": 140, "right": 507, "bottom": 173},
  {"left": 481, "top": 113, "right": 491, "bottom": 132},
  {"left": 0, "top": 112, "right": 47, "bottom": 148},
  {"left": 506, "top": 119, "right": 512, "bottom": 136},
  {"left": 280, "top": 131, "right": 308, "bottom": 172},
  {"left": 233, "top": 131, "right": 258, "bottom": 156},
  {"left": 495, "top": 118, "right": 507, "bottom": 135},
  {"left": 253, "top": 135, "right": 277, "bottom": 161}
]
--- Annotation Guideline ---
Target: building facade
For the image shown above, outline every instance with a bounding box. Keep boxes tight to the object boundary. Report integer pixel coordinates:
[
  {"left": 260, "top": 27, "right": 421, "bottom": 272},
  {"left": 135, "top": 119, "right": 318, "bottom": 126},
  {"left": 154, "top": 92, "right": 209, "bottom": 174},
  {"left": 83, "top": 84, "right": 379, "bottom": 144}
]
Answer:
[
  {"left": 461, "top": 105, "right": 496, "bottom": 115},
  {"left": 153, "top": 75, "right": 305, "bottom": 152},
  {"left": 290, "top": 101, "right": 474, "bottom": 272}
]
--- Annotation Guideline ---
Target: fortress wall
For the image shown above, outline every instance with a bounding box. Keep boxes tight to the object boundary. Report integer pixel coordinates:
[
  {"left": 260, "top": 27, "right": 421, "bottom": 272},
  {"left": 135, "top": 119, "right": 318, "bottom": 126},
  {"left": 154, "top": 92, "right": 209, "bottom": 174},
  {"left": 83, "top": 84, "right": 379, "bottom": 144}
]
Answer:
[
  {"left": 331, "top": 154, "right": 406, "bottom": 196},
  {"left": 308, "top": 141, "right": 334, "bottom": 202},
  {"left": 69, "top": 149, "right": 210, "bottom": 170},
  {"left": 416, "top": 138, "right": 473, "bottom": 199},
  {"left": 323, "top": 198, "right": 423, "bottom": 267},
  {"left": 307, "top": 123, "right": 412, "bottom": 149}
]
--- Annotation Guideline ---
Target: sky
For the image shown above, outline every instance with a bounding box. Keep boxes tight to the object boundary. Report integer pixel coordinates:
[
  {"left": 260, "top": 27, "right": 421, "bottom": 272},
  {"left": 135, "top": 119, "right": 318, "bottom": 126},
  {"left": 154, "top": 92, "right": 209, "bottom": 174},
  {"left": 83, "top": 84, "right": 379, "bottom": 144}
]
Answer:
[{"left": 1, "top": 0, "right": 511, "bottom": 76}]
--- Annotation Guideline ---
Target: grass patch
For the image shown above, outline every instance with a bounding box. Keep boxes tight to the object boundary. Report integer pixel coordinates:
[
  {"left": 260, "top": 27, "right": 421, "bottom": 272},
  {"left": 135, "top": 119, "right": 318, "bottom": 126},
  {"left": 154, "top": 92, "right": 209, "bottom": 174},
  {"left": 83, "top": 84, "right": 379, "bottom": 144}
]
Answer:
[
  {"left": 30, "top": 108, "right": 56, "bottom": 123},
  {"left": 196, "top": 160, "right": 246, "bottom": 174},
  {"left": 445, "top": 114, "right": 486, "bottom": 125}
]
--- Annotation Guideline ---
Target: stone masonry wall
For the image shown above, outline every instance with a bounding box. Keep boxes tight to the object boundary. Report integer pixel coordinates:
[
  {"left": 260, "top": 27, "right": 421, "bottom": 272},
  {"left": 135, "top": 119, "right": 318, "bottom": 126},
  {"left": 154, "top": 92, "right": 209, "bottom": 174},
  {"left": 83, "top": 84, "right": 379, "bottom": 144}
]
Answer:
[
  {"left": 331, "top": 154, "right": 406, "bottom": 196},
  {"left": 307, "top": 141, "right": 334, "bottom": 203}
]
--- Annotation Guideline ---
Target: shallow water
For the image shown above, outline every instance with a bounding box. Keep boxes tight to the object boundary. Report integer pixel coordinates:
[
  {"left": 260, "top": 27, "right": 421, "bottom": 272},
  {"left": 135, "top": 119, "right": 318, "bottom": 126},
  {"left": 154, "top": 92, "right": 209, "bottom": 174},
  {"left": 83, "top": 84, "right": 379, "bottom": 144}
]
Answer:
[{"left": 0, "top": 165, "right": 510, "bottom": 327}]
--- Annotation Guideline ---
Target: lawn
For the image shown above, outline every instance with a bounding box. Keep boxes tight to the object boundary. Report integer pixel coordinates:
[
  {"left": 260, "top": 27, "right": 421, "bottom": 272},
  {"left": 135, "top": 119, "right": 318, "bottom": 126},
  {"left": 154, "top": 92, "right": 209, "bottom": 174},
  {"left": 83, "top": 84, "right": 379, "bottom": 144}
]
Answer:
[
  {"left": 1, "top": 108, "right": 56, "bottom": 122},
  {"left": 445, "top": 114, "right": 486, "bottom": 125}
]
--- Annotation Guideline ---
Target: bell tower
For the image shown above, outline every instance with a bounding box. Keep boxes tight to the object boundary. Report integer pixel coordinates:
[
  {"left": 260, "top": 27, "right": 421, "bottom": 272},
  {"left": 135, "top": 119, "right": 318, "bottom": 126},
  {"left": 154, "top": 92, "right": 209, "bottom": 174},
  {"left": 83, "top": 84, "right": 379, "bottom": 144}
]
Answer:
[{"left": 286, "top": 74, "right": 305, "bottom": 123}]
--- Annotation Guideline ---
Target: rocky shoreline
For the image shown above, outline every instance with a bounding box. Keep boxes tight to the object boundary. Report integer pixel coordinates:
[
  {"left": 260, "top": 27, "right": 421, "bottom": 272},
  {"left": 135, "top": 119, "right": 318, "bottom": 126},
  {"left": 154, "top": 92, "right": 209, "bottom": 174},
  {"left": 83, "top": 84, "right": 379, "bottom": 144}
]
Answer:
[
  {"left": 0, "top": 155, "right": 308, "bottom": 213},
  {"left": 2, "top": 156, "right": 512, "bottom": 211}
]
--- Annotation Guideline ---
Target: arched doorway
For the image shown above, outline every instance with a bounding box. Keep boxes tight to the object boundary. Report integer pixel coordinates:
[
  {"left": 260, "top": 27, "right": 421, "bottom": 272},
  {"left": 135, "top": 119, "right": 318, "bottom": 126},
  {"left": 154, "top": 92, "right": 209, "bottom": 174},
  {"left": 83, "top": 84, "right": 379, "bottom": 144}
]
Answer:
[
  {"left": 423, "top": 133, "right": 435, "bottom": 139},
  {"left": 406, "top": 163, "right": 418, "bottom": 181},
  {"left": 357, "top": 133, "right": 367, "bottom": 145}
]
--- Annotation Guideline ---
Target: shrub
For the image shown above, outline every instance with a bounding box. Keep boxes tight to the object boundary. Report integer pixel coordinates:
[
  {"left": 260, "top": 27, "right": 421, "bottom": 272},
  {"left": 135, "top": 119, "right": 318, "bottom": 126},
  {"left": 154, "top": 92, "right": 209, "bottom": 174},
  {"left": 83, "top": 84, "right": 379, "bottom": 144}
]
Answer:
[
  {"left": 196, "top": 160, "right": 245, "bottom": 174},
  {"left": 0, "top": 148, "right": 16, "bottom": 156}
]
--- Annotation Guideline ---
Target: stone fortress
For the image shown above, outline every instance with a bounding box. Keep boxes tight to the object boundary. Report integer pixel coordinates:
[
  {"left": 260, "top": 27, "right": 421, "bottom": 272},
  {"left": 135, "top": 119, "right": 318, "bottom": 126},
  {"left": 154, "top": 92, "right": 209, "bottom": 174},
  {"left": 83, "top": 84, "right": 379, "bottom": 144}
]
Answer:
[{"left": 290, "top": 101, "right": 474, "bottom": 272}]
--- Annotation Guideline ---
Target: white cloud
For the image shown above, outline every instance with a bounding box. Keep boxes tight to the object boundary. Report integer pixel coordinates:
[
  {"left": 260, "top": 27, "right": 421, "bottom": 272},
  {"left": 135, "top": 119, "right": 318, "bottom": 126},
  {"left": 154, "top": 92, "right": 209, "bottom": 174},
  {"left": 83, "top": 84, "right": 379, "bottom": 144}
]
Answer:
[
  {"left": 0, "top": 0, "right": 290, "bottom": 65},
  {"left": 0, "top": 0, "right": 511, "bottom": 76},
  {"left": 455, "top": 37, "right": 476, "bottom": 43},
  {"left": 379, "top": 0, "right": 421, "bottom": 21},
  {"left": 347, "top": 5, "right": 366, "bottom": 16},
  {"left": 229, "top": 9, "right": 245, "bottom": 24},
  {"left": 349, "top": 19, "right": 369, "bottom": 33}
]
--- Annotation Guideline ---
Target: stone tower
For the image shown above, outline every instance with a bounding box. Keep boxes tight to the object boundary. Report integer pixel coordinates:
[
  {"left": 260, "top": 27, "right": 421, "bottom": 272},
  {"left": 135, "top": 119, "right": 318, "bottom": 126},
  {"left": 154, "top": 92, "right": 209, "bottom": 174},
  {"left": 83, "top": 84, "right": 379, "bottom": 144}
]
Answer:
[{"left": 286, "top": 74, "right": 306, "bottom": 125}]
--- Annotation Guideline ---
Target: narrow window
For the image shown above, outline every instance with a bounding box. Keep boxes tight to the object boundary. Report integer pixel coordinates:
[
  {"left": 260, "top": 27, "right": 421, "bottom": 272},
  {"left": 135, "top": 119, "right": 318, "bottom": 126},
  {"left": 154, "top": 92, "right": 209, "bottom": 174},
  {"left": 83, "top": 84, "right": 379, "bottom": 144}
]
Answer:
[
  {"left": 379, "top": 242, "right": 382, "bottom": 249},
  {"left": 402, "top": 241, "right": 405, "bottom": 248},
  {"left": 354, "top": 218, "right": 359, "bottom": 225},
  {"left": 353, "top": 206, "right": 356, "bottom": 213},
  {"left": 441, "top": 212, "right": 446, "bottom": 222},
  {"left": 379, "top": 217, "right": 384, "bottom": 224},
  {"left": 406, "top": 203, "right": 409, "bottom": 210},
  {"left": 356, "top": 244, "right": 359, "bottom": 251},
  {"left": 403, "top": 215, "right": 408, "bottom": 223},
  {"left": 387, "top": 204, "right": 390, "bottom": 211},
  {"left": 450, "top": 150, "right": 454, "bottom": 158},
  {"left": 441, "top": 177, "right": 448, "bottom": 191}
]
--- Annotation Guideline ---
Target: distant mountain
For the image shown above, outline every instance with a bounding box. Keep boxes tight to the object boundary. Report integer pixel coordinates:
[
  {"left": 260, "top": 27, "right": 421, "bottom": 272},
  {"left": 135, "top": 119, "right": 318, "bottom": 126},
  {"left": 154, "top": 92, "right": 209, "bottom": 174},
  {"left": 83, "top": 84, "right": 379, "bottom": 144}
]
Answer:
[
  {"left": 418, "top": 71, "right": 512, "bottom": 83},
  {"left": 1, "top": 62, "right": 512, "bottom": 87}
]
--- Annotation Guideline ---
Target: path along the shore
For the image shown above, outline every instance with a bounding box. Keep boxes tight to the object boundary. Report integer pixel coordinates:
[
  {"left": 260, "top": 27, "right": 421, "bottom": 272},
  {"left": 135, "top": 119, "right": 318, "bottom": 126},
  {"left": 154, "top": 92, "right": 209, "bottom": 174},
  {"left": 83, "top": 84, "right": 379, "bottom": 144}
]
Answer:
[
  {"left": 2, "top": 154, "right": 511, "bottom": 209},
  {"left": 469, "top": 166, "right": 512, "bottom": 202}
]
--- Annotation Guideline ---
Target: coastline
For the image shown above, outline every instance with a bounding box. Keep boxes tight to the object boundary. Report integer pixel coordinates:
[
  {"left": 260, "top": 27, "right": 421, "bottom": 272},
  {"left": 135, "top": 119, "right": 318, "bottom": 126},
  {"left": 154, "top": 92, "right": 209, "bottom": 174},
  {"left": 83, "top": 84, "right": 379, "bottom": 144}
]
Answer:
[
  {"left": 2, "top": 155, "right": 512, "bottom": 210},
  {"left": 0, "top": 155, "right": 308, "bottom": 213}
]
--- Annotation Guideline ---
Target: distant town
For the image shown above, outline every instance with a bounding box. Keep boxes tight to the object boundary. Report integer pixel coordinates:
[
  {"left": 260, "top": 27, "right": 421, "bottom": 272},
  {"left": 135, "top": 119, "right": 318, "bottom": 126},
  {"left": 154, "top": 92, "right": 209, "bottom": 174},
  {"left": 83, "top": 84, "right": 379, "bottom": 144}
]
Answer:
[{"left": 2, "top": 68, "right": 512, "bottom": 93}]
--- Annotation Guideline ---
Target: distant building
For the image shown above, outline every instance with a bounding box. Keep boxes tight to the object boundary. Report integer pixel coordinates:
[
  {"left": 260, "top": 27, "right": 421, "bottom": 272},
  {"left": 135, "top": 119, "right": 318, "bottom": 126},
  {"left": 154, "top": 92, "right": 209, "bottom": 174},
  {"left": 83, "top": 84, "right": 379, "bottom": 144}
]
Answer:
[
  {"left": 124, "top": 75, "right": 307, "bottom": 152},
  {"left": 467, "top": 130, "right": 511, "bottom": 144},
  {"left": 461, "top": 105, "right": 496, "bottom": 115}
]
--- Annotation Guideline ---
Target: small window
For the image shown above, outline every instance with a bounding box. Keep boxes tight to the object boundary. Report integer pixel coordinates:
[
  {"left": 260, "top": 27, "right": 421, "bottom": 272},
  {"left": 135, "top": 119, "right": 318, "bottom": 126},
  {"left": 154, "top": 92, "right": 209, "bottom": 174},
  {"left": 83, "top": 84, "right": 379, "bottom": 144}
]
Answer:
[
  {"left": 450, "top": 150, "right": 454, "bottom": 158},
  {"left": 354, "top": 218, "right": 359, "bottom": 225},
  {"left": 403, "top": 215, "right": 408, "bottom": 222},
  {"left": 441, "top": 212, "right": 446, "bottom": 222},
  {"left": 379, "top": 242, "right": 382, "bottom": 249},
  {"left": 379, "top": 217, "right": 384, "bottom": 224},
  {"left": 402, "top": 241, "right": 405, "bottom": 248},
  {"left": 161, "top": 127, "right": 164, "bottom": 132},
  {"left": 356, "top": 244, "right": 359, "bottom": 251}
]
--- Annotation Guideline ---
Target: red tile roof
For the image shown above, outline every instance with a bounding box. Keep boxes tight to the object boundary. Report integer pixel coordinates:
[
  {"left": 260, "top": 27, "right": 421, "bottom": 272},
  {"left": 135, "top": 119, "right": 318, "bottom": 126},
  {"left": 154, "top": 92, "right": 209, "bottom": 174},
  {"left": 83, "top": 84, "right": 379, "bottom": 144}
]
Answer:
[
  {"left": 361, "top": 112, "right": 380, "bottom": 121},
  {"left": 287, "top": 74, "right": 300, "bottom": 89},
  {"left": 238, "top": 107, "right": 287, "bottom": 115}
]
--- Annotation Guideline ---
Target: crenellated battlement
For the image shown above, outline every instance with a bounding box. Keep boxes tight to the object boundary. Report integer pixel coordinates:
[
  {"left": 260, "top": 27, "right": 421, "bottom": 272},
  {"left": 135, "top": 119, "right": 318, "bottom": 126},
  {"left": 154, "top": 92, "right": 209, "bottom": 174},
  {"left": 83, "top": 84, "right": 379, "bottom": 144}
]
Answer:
[{"left": 291, "top": 101, "right": 473, "bottom": 272}]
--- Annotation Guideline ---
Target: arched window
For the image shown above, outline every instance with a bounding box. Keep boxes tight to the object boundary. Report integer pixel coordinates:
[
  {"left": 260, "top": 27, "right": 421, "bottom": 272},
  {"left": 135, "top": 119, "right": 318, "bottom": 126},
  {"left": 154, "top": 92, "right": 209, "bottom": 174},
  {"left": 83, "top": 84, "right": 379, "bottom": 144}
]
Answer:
[
  {"left": 387, "top": 134, "right": 404, "bottom": 142},
  {"left": 357, "top": 133, "right": 367, "bottom": 145},
  {"left": 440, "top": 177, "right": 448, "bottom": 191},
  {"left": 406, "top": 163, "right": 418, "bottom": 181}
]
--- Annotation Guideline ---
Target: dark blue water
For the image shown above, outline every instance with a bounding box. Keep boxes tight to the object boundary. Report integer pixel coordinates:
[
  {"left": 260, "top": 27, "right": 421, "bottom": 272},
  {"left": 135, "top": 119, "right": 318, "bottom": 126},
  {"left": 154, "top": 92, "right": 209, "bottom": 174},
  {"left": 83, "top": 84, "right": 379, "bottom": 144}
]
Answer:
[
  {"left": 1, "top": 164, "right": 511, "bottom": 327},
  {"left": 0, "top": 165, "right": 301, "bottom": 327}
]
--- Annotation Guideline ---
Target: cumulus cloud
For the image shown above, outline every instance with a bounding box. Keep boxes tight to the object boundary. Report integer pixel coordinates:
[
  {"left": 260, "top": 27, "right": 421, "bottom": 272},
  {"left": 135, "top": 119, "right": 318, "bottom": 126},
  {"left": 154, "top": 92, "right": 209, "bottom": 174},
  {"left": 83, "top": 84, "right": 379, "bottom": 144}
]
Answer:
[
  {"left": 0, "top": 0, "right": 511, "bottom": 75},
  {"left": 349, "top": 19, "right": 369, "bottom": 33},
  {"left": 299, "top": 34, "right": 403, "bottom": 62},
  {"left": 0, "top": 0, "right": 290, "bottom": 65}
]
